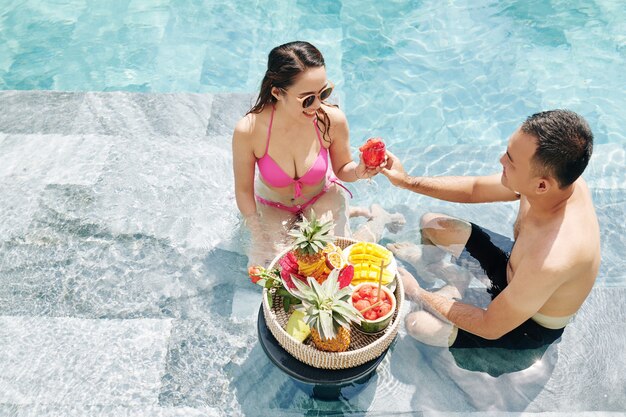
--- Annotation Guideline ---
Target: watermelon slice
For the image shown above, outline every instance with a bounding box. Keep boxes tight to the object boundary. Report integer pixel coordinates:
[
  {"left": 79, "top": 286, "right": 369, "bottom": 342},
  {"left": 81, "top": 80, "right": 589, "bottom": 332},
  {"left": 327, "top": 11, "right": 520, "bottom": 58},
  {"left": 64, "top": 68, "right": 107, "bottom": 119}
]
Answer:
[
  {"left": 279, "top": 252, "right": 306, "bottom": 289},
  {"left": 337, "top": 265, "right": 354, "bottom": 288}
]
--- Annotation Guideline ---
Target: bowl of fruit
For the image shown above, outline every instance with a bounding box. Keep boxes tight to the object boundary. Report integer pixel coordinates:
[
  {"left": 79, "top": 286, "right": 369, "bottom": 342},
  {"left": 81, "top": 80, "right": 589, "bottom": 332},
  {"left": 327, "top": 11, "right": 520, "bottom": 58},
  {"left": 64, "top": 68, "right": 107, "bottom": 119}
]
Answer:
[
  {"left": 351, "top": 283, "right": 397, "bottom": 334},
  {"left": 343, "top": 241, "right": 397, "bottom": 291}
]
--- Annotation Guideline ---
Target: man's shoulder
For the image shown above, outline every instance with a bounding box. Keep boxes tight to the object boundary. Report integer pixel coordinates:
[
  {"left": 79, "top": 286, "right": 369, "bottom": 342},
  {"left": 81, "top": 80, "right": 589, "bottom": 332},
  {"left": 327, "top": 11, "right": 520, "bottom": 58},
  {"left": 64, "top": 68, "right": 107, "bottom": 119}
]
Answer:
[
  {"left": 534, "top": 180, "right": 598, "bottom": 263},
  {"left": 560, "top": 180, "right": 600, "bottom": 251},
  {"left": 534, "top": 221, "right": 598, "bottom": 278}
]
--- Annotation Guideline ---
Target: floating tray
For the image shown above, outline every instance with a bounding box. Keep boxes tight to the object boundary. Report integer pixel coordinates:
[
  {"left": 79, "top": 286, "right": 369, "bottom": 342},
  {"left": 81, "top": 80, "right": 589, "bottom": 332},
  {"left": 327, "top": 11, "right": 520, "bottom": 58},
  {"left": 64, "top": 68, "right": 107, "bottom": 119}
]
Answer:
[{"left": 262, "top": 237, "right": 404, "bottom": 370}]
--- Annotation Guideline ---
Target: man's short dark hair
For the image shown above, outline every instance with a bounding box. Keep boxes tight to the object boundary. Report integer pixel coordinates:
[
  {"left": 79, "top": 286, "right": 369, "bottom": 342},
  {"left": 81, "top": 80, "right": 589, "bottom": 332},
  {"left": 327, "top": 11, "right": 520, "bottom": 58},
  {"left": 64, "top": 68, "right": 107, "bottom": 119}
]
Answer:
[{"left": 521, "top": 109, "right": 593, "bottom": 189}]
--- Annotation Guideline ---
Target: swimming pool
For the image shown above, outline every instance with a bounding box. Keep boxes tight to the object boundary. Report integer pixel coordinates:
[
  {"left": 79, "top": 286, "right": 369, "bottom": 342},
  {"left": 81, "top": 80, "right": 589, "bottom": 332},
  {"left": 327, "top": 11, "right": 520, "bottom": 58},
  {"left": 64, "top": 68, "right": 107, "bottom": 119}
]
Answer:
[{"left": 1, "top": 0, "right": 625, "bottom": 416}]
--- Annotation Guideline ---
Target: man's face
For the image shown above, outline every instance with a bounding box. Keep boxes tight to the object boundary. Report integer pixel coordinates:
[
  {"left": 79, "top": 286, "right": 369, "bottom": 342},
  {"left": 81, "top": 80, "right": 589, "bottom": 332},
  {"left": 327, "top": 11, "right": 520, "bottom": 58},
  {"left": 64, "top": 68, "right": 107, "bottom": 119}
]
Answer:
[{"left": 499, "top": 128, "right": 539, "bottom": 194}]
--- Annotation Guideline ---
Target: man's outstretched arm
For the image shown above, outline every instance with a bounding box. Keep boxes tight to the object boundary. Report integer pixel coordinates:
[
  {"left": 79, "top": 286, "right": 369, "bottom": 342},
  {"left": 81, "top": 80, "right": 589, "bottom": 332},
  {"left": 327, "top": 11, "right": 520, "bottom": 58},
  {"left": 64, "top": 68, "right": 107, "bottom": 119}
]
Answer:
[
  {"left": 410, "top": 259, "right": 565, "bottom": 339},
  {"left": 381, "top": 151, "right": 519, "bottom": 203}
]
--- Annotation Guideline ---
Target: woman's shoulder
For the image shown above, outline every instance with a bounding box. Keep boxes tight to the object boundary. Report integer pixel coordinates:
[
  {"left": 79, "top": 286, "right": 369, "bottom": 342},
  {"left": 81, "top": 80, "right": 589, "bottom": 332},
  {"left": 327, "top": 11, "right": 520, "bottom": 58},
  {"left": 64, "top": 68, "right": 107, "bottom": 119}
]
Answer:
[
  {"left": 233, "top": 108, "right": 269, "bottom": 140},
  {"left": 323, "top": 104, "right": 346, "bottom": 123},
  {"left": 321, "top": 104, "right": 349, "bottom": 142},
  {"left": 233, "top": 113, "right": 256, "bottom": 138},
  {"left": 322, "top": 103, "right": 347, "bottom": 124}
]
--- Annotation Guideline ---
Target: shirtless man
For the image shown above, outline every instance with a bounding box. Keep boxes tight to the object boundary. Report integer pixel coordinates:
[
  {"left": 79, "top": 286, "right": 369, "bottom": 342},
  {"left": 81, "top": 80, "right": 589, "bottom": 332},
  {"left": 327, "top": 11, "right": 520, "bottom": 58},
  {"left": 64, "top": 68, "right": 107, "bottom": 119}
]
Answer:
[{"left": 381, "top": 109, "right": 600, "bottom": 348}]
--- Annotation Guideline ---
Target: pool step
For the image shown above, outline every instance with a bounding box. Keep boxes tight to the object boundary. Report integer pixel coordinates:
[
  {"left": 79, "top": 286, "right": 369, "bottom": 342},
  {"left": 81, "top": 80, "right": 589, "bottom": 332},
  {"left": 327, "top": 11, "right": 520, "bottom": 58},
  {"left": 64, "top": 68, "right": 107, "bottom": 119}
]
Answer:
[
  {"left": 0, "top": 404, "right": 216, "bottom": 417},
  {"left": 0, "top": 316, "right": 173, "bottom": 407},
  {"left": 1, "top": 90, "right": 624, "bottom": 188},
  {"left": 0, "top": 289, "right": 623, "bottom": 414},
  {"left": 0, "top": 90, "right": 624, "bottom": 415},
  {"left": 0, "top": 90, "right": 215, "bottom": 139}
]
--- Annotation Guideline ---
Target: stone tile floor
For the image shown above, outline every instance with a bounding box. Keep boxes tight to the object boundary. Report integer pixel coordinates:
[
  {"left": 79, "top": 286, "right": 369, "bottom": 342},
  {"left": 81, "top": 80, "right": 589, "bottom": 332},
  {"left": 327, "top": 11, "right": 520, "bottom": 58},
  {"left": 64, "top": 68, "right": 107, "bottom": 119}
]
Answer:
[{"left": 0, "top": 90, "right": 624, "bottom": 416}]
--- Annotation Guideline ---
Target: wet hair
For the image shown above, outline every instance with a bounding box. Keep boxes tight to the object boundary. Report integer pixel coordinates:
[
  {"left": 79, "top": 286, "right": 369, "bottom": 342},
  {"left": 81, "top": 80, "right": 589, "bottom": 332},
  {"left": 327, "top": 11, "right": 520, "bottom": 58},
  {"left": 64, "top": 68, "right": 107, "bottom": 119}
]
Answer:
[
  {"left": 248, "top": 41, "right": 335, "bottom": 142},
  {"left": 521, "top": 109, "right": 593, "bottom": 189}
]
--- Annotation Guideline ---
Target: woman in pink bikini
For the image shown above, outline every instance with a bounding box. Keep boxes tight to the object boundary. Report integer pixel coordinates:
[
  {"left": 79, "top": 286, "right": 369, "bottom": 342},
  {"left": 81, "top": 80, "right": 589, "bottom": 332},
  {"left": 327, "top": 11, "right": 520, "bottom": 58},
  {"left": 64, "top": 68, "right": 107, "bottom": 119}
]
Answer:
[{"left": 232, "top": 41, "right": 393, "bottom": 266}]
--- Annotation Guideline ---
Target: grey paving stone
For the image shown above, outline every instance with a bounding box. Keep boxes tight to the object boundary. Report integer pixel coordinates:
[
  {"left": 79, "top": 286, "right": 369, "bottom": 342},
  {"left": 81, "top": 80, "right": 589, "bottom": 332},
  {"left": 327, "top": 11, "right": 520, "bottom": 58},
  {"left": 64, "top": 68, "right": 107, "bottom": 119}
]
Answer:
[
  {"left": 0, "top": 404, "right": 221, "bottom": 417},
  {"left": 0, "top": 180, "right": 44, "bottom": 241},
  {"left": 0, "top": 91, "right": 85, "bottom": 134},
  {"left": 90, "top": 134, "right": 238, "bottom": 250},
  {"left": 158, "top": 318, "right": 257, "bottom": 416},
  {"left": 0, "top": 181, "right": 249, "bottom": 319},
  {"left": 205, "top": 93, "right": 255, "bottom": 137},
  {"left": 0, "top": 133, "right": 111, "bottom": 185},
  {"left": 0, "top": 316, "right": 172, "bottom": 406},
  {"left": 70, "top": 92, "right": 213, "bottom": 138}
]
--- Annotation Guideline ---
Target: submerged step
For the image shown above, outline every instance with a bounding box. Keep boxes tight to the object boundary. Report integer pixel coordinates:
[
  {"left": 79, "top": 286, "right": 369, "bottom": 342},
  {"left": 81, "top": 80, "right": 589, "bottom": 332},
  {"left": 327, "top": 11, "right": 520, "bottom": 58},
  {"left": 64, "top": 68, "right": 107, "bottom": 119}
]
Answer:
[
  {"left": 0, "top": 404, "right": 218, "bottom": 417},
  {"left": 0, "top": 316, "right": 172, "bottom": 406},
  {"left": 0, "top": 91, "right": 214, "bottom": 138}
]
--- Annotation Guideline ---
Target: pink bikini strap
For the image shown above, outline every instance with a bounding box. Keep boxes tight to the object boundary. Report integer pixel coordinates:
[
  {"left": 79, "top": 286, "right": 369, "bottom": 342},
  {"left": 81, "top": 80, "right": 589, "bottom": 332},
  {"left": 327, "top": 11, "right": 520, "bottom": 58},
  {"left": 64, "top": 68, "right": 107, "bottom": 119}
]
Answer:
[
  {"left": 263, "top": 105, "right": 276, "bottom": 156},
  {"left": 293, "top": 119, "right": 323, "bottom": 199},
  {"left": 313, "top": 118, "right": 324, "bottom": 146},
  {"left": 328, "top": 175, "right": 353, "bottom": 199},
  {"left": 255, "top": 194, "right": 302, "bottom": 213},
  {"left": 294, "top": 182, "right": 303, "bottom": 199}
]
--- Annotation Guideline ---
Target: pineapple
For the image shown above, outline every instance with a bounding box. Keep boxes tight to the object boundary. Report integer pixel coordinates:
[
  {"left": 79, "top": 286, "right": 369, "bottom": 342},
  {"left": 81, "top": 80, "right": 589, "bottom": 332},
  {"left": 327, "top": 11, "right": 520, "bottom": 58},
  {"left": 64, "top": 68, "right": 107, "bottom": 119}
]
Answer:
[
  {"left": 288, "top": 211, "right": 335, "bottom": 282},
  {"left": 311, "top": 326, "right": 350, "bottom": 352},
  {"left": 286, "top": 268, "right": 362, "bottom": 352}
]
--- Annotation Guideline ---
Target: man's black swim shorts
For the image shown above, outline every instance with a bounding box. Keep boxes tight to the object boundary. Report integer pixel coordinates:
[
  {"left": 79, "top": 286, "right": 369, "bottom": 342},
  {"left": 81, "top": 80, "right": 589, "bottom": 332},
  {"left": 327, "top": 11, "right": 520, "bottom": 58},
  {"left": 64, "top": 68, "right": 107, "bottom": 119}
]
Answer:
[{"left": 450, "top": 223, "right": 564, "bottom": 349}]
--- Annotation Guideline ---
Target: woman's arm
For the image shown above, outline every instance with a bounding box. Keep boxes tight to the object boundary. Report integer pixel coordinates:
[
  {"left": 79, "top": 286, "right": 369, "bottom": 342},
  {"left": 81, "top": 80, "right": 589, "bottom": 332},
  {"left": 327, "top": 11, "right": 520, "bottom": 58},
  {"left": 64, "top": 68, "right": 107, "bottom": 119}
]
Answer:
[
  {"left": 232, "top": 115, "right": 260, "bottom": 222},
  {"left": 325, "top": 106, "right": 379, "bottom": 182}
]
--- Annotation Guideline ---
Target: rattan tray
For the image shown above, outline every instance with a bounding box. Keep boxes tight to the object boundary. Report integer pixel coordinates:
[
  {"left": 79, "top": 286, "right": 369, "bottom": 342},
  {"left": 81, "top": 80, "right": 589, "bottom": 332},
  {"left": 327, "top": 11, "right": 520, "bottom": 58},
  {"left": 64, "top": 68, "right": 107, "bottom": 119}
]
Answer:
[{"left": 262, "top": 237, "right": 404, "bottom": 370}]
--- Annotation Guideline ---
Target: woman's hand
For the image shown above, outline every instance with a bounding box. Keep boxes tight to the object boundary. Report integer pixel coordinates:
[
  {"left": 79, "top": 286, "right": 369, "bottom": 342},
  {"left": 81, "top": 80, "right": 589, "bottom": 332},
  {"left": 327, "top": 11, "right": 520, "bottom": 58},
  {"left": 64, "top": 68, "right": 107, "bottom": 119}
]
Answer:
[
  {"left": 243, "top": 212, "right": 263, "bottom": 234},
  {"left": 244, "top": 212, "right": 273, "bottom": 249},
  {"left": 355, "top": 152, "right": 388, "bottom": 180}
]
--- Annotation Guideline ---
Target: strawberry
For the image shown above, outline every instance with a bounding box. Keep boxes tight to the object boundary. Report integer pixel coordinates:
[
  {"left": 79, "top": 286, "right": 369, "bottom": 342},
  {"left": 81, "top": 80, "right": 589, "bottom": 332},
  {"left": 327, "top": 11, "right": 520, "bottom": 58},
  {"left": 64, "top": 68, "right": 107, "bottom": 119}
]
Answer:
[
  {"left": 248, "top": 266, "right": 263, "bottom": 284},
  {"left": 359, "top": 137, "right": 386, "bottom": 168}
]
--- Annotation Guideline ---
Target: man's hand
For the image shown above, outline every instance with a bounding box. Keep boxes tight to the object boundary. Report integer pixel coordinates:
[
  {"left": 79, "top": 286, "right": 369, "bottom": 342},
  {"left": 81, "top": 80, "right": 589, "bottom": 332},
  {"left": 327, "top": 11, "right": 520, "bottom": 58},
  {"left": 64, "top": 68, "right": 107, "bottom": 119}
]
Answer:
[
  {"left": 356, "top": 152, "right": 387, "bottom": 180},
  {"left": 381, "top": 151, "right": 409, "bottom": 187}
]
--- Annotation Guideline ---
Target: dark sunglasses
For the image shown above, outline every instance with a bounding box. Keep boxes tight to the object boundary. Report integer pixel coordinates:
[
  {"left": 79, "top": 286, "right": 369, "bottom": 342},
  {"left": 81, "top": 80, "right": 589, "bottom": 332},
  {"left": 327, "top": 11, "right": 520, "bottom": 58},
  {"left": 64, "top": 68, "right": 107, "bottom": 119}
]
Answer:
[{"left": 295, "top": 82, "right": 334, "bottom": 109}]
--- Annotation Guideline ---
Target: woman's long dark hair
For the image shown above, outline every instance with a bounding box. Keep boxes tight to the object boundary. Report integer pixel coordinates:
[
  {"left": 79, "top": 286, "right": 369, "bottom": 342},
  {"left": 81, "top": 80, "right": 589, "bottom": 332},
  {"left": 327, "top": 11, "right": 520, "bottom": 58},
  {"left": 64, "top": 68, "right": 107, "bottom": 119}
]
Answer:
[{"left": 248, "top": 41, "right": 335, "bottom": 143}]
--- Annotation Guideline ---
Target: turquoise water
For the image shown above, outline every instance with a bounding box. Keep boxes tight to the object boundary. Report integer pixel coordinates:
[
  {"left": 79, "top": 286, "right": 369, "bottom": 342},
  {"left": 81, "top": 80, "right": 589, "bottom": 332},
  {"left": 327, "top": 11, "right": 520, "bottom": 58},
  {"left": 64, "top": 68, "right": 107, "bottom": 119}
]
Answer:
[
  {"left": 2, "top": 0, "right": 625, "bottom": 148},
  {"left": 1, "top": 1, "right": 625, "bottom": 416}
]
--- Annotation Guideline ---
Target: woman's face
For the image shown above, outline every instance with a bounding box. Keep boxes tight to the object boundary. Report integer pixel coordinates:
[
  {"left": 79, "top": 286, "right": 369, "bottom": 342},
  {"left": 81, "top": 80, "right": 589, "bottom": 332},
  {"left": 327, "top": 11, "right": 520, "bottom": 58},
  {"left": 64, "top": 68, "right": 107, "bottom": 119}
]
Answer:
[{"left": 275, "top": 66, "right": 329, "bottom": 122}]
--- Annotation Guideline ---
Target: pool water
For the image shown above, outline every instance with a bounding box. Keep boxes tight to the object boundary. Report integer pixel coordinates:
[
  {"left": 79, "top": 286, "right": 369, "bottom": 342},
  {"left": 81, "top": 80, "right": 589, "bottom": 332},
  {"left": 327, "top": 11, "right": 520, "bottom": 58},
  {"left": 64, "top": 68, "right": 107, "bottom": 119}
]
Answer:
[{"left": 0, "top": 1, "right": 625, "bottom": 416}]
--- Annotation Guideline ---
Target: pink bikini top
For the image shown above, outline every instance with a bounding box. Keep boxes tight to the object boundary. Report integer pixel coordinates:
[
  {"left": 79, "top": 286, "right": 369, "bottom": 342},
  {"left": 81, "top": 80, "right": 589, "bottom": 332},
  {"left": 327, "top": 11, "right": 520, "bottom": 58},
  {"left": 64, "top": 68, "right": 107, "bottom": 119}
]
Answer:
[{"left": 257, "top": 106, "right": 329, "bottom": 198}]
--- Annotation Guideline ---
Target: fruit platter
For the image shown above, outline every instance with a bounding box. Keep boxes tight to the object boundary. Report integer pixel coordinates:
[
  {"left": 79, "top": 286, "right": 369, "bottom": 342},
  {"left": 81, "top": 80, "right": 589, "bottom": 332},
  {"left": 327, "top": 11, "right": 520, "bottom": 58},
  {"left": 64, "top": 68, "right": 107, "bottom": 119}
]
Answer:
[
  {"left": 342, "top": 242, "right": 397, "bottom": 288},
  {"left": 257, "top": 212, "right": 404, "bottom": 370}
]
